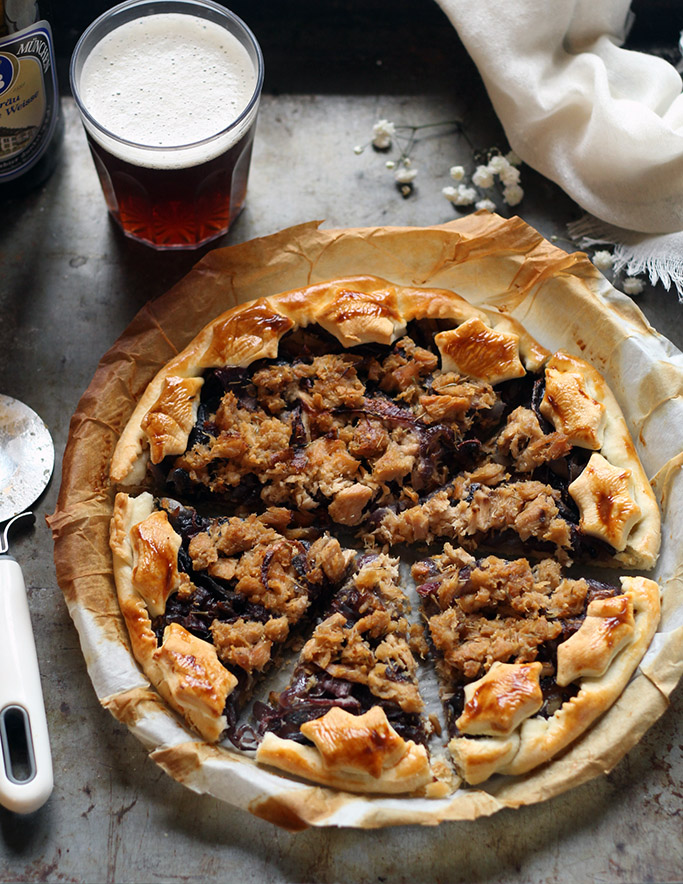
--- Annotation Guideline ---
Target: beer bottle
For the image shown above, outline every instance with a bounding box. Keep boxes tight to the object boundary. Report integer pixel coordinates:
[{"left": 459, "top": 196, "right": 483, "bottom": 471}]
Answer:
[{"left": 0, "top": 0, "right": 63, "bottom": 197}]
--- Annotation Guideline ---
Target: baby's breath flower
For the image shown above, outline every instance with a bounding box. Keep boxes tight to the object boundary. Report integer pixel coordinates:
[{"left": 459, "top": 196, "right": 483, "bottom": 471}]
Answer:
[
  {"left": 622, "top": 277, "right": 645, "bottom": 295},
  {"left": 372, "top": 119, "right": 395, "bottom": 150},
  {"left": 498, "top": 163, "right": 521, "bottom": 187},
  {"left": 487, "top": 154, "right": 508, "bottom": 175},
  {"left": 394, "top": 166, "right": 418, "bottom": 184},
  {"left": 355, "top": 121, "right": 520, "bottom": 206},
  {"left": 443, "top": 184, "right": 478, "bottom": 206},
  {"left": 502, "top": 183, "right": 524, "bottom": 206},
  {"left": 458, "top": 185, "right": 478, "bottom": 204},
  {"left": 472, "top": 165, "right": 495, "bottom": 189},
  {"left": 592, "top": 250, "right": 614, "bottom": 271}
]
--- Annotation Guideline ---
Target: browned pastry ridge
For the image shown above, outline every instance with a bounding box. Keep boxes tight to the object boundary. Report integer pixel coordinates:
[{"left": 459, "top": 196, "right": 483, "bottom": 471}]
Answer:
[{"left": 107, "top": 274, "right": 661, "bottom": 795}]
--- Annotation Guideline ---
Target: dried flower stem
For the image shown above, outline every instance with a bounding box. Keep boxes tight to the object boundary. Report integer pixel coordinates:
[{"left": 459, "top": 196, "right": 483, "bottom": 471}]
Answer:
[{"left": 387, "top": 120, "right": 465, "bottom": 162}]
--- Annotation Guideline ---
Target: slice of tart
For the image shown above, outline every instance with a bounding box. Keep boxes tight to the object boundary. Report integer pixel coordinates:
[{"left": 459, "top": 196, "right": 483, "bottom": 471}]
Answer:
[
  {"left": 254, "top": 553, "right": 433, "bottom": 794},
  {"left": 366, "top": 350, "right": 660, "bottom": 570},
  {"left": 412, "top": 544, "right": 660, "bottom": 784},
  {"left": 109, "top": 492, "right": 354, "bottom": 743}
]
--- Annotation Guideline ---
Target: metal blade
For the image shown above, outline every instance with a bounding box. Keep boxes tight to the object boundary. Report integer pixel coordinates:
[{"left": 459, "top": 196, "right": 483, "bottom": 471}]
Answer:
[{"left": 0, "top": 395, "right": 54, "bottom": 525}]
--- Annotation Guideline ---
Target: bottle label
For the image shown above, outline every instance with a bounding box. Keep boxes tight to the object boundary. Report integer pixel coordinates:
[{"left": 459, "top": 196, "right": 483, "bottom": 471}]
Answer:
[{"left": 0, "top": 19, "right": 58, "bottom": 181}]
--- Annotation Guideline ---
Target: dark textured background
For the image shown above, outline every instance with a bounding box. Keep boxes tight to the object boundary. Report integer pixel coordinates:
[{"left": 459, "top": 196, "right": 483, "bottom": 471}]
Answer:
[{"left": 51, "top": 0, "right": 683, "bottom": 96}]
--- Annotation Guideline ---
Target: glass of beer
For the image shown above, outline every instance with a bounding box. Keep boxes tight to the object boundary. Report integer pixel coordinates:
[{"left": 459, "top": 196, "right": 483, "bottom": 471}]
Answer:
[{"left": 70, "top": 0, "right": 264, "bottom": 250}]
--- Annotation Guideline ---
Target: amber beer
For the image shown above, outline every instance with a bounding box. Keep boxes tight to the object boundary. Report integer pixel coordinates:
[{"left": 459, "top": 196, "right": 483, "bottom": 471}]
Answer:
[
  {"left": 70, "top": 0, "right": 263, "bottom": 249},
  {"left": 82, "top": 119, "right": 256, "bottom": 249}
]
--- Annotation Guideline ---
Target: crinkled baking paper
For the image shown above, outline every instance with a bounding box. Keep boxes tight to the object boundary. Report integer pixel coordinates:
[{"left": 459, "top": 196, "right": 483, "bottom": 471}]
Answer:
[{"left": 49, "top": 213, "right": 683, "bottom": 830}]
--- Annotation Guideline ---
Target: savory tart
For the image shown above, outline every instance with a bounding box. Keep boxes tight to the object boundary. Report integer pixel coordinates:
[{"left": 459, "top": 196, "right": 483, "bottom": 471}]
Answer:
[{"left": 107, "top": 274, "right": 661, "bottom": 794}]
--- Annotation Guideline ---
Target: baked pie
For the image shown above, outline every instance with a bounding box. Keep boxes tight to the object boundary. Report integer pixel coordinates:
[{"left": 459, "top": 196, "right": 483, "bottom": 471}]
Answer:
[{"left": 108, "top": 275, "right": 661, "bottom": 795}]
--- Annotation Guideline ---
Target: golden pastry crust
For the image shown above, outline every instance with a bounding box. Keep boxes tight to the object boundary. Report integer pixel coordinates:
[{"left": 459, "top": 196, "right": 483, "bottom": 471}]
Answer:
[
  {"left": 152, "top": 623, "right": 237, "bottom": 742},
  {"left": 435, "top": 318, "right": 526, "bottom": 385},
  {"left": 540, "top": 365, "right": 605, "bottom": 450},
  {"left": 568, "top": 453, "right": 642, "bottom": 553},
  {"left": 449, "top": 576, "right": 660, "bottom": 784},
  {"left": 127, "top": 507, "right": 185, "bottom": 618},
  {"left": 142, "top": 376, "right": 205, "bottom": 465},
  {"left": 256, "top": 707, "right": 432, "bottom": 795},
  {"left": 544, "top": 352, "right": 660, "bottom": 569},
  {"left": 556, "top": 594, "right": 635, "bottom": 686},
  {"left": 456, "top": 662, "right": 544, "bottom": 737},
  {"left": 109, "top": 491, "right": 234, "bottom": 741}
]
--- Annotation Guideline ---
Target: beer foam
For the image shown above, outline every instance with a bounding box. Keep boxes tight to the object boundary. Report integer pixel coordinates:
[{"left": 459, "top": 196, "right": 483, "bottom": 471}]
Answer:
[{"left": 78, "top": 12, "right": 258, "bottom": 168}]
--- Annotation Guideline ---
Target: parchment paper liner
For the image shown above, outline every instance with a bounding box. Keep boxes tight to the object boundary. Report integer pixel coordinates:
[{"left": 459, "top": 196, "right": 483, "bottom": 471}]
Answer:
[{"left": 49, "top": 213, "right": 683, "bottom": 830}]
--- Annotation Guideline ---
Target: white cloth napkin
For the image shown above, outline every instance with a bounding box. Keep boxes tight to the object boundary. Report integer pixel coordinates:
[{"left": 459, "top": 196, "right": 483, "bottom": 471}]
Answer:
[{"left": 435, "top": 0, "right": 683, "bottom": 297}]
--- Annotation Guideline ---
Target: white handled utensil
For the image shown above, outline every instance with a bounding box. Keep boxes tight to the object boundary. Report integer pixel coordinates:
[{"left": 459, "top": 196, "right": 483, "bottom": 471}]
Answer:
[{"left": 0, "top": 394, "right": 54, "bottom": 814}]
